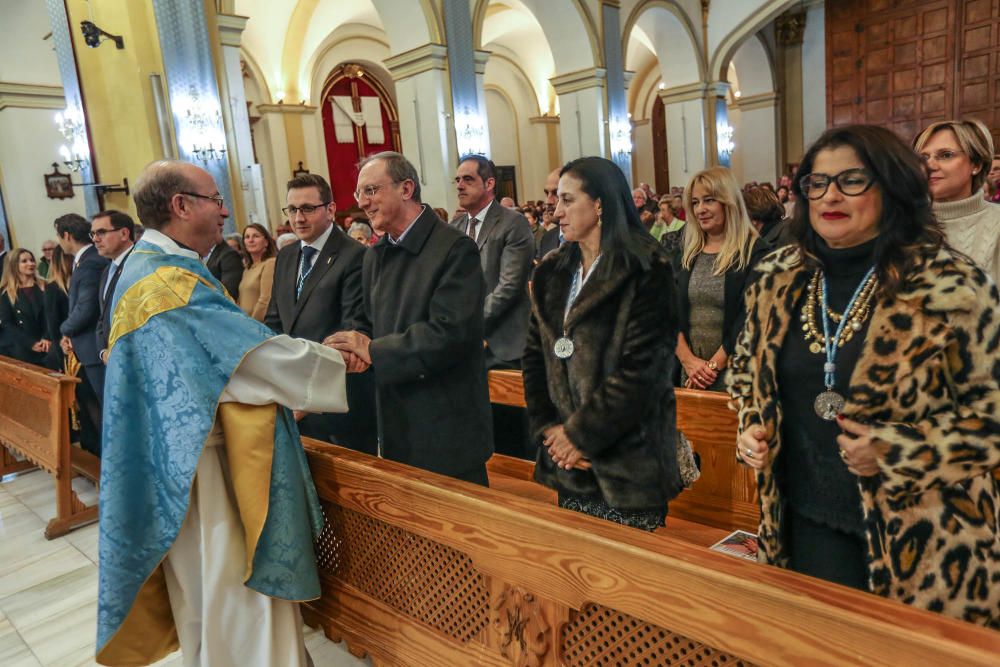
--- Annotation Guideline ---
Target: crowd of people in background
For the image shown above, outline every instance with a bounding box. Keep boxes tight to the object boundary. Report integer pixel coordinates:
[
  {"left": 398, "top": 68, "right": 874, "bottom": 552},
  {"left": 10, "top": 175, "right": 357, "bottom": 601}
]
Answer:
[{"left": 0, "top": 116, "right": 999, "bottom": 638}]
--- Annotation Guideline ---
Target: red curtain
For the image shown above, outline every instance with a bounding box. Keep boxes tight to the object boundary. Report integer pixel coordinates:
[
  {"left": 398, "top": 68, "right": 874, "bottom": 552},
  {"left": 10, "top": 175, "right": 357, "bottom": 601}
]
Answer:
[{"left": 321, "top": 77, "right": 396, "bottom": 212}]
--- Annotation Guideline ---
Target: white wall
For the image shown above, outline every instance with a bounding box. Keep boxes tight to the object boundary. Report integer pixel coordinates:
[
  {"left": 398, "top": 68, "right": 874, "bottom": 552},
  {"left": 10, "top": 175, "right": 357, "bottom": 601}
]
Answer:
[
  {"left": 0, "top": 1, "right": 86, "bottom": 253},
  {"left": 664, "top": 98, "right": 706, "bottom": 190},
  {"left": 738, "top": 105, "right": 779, "bottom": 184},
  {"left": 0, "top": 108, "right": 88, "bottom": 255},
  {"left": 801, "top": 1, "right": 826, "bottom": 153},
  {"left": 631, "top": 120, "right": 654, "bottom": 189}
]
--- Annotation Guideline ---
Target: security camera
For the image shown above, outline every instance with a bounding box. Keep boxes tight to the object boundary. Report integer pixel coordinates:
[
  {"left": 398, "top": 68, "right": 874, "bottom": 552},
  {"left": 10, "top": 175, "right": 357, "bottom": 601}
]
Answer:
[{"left": 80, "top": 21, "right": 124, "bottom": 50}]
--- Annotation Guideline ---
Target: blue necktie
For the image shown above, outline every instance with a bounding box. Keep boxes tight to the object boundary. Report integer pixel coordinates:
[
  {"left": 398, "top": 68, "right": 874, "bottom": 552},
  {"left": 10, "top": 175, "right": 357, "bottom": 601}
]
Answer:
[{"left": 296, "top": 245, "right": 318, "bottom": 299}]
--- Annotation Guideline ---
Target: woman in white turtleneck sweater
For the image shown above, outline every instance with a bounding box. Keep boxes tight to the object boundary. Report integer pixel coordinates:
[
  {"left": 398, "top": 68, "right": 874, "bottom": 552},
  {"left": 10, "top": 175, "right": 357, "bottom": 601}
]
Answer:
[{"left": 913, "top": 119, "right": 1000, "bottom": 280}]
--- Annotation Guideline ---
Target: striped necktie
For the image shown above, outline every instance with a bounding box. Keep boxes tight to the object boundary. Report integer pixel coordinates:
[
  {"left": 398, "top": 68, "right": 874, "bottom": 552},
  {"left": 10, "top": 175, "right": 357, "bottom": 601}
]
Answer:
[{"left": 296, "top": 245, "right": 318, "bottom": 298}]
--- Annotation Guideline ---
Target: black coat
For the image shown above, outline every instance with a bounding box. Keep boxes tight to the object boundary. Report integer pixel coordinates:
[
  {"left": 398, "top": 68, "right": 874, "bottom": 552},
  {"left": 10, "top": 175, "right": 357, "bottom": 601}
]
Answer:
[
  {"left": 205, "top": 241, "right": 244, "bottom": 301},
  {"left": 265, "top": 225, "right": 376, "bottom": 453},
  {"left": 359, "top": 205, "right": 493, "bottom": 477},
  {"left": 96, "top": 247, "right": 132, "bottom": 355},
  {"left": 0, "top": 285, "right": 47, "bottom": 365},
  {"left": 673, "top": 238, "right": 770, "bottom": 356},
  {"left": 522, "top": 244, "right": 684, "bottom": 510},
  {"left": 60, "top": 245, "right": 109, "bottom": 367},
  {"left": 44, "top": 285, "right": 68, "bottom": 370}
]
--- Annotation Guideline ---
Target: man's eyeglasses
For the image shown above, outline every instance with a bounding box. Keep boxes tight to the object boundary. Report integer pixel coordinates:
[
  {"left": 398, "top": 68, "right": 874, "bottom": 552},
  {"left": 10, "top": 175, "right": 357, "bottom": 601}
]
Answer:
[
  {"left": 180, "top": 192, "right": 226, "bottom": 208},
  {"left": 798, "top": 168, "right": 876, "bottom": 200},
  {"left": 282, "top": 202, "right": 330, "bottom": 217},
  {"left": 353, "top": 181, "right": 400, "bottom": 202},
  {"left": 89, "top": 228, "right": 121, "bottom": 240},
  {"left": 918, "top": 149, "right": 965, "bottom": 164}
]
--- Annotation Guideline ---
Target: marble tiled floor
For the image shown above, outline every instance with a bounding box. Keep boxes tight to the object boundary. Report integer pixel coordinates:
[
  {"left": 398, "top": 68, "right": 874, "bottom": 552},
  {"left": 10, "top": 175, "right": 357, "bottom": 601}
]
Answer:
[{"left": 0, "top": 470, "right": 368, "bottom": 667}]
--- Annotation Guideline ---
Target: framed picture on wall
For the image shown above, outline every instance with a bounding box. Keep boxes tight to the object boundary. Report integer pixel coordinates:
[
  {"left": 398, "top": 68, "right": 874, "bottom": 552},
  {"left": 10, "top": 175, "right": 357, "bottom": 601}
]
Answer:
[{"left": 44, "top": 163, "right": 74, "bottom": 200}]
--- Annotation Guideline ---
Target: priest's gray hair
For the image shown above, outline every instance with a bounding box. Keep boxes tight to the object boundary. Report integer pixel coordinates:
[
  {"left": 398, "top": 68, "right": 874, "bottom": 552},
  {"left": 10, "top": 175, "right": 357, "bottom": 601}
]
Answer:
[
  {"left": 133, "top": 160, "right": 196, "bottom": 230},
  {"left": 358, "top": 151, "right": 421, "bottom": 203}
]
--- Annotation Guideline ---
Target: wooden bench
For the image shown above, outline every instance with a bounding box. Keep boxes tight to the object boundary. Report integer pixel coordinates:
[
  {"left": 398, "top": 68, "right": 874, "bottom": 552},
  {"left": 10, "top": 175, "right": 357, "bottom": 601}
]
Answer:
[
  {"left": 487, "top": 369, "right": 757, "bottom": 533},
  {"left": 0, "top": 355, "right": 99, "bottom": 538},
  {"left": 301, "top": 440, "right": 1000, "bottom": 666}
]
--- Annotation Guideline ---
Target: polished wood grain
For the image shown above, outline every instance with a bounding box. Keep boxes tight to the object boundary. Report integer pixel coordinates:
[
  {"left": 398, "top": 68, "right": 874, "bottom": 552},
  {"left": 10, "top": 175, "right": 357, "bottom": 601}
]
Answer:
[
  {"left": 487, "top": 369, "right": 527, "bottom": 407},
  {"left": 303, "top": 441, "right": 1000, "bottom": 666},
  {"left": 673, "top": 388, "right": 758, "bottom": 532},
  {"left": 0, "top": 356, "right": 96, "bottom": 538}
]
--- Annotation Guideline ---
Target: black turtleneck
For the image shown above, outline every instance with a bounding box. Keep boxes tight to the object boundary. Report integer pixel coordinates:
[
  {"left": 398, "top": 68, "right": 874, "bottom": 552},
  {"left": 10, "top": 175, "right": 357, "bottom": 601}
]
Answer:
[{"left": 774, "top": 236, "right": 878, "bottom": 589}]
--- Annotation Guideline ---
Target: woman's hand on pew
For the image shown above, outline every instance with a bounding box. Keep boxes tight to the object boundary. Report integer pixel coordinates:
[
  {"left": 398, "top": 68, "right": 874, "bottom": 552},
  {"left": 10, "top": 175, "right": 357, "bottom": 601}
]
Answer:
[
  {"left": 543, "top": 425, "right": 590, "bottom": 471},
  {"left": 33, "top": 339, "right": 51, "bottom": 353},
  {"left": 736, "top": 426, "right": 770, "bottom": 470}
]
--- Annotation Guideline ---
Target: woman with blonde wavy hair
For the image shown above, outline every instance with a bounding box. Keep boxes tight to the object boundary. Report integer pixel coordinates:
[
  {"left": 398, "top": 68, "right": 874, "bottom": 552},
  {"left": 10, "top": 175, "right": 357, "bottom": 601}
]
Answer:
[
  {"left": 0, "top": 248, "right": 49, "bottom": 365},
  {"left": 674, "top": 166, "right": 769, "bottom": 391}
]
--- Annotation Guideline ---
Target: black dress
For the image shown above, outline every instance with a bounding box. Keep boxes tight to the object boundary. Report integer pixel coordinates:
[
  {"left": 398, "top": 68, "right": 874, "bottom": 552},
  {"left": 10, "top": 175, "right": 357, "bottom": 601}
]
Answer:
[
  {"left": 0, "top": 285, "right": 48, "bottom": 366},
  {"left": 775, "top": 237, "right": 877, "bottom": 591},
  {"left": 44, "top": 285, "right": 69, "bottom": 370}
]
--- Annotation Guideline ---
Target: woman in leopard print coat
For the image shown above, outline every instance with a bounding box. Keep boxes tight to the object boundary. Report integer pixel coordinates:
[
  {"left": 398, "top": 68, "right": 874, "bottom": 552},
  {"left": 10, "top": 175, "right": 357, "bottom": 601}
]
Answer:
[{"left": 728, "top": 125, "right": 1000, "bottom": 628}]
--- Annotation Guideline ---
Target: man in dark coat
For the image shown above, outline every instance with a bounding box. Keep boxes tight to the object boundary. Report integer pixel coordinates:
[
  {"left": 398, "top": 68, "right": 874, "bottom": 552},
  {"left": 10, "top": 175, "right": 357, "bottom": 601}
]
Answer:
[
  {"left": 55, "top": 213, "right": 109, "bottom": 456},
  {"left": 205, "top": 238, "right": 243, "bottom": 300},
  {"left": 92, "top": 210, "right": 135, "bottom": 363},
  {"left": 329, "top": 151, "right": 493, "bottom": 484},
  {"left": 535, "top": 167, "right": 563, "bottom": 261},
  {"left": 265, "top": 173, "right": 376, "bottom": 454}
]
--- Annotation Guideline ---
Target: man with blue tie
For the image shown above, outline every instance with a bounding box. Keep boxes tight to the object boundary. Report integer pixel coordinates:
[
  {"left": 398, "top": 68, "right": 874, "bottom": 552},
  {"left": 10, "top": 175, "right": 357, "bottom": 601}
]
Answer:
[
  {"left": 264, "top": 174, "right": 376, "bottom": 453},
  {"left": 90, "top": 210, "right": 135, "bottom": 363},
  {"left": 55, "top": 213, "right": 110, "bottom": 456}
]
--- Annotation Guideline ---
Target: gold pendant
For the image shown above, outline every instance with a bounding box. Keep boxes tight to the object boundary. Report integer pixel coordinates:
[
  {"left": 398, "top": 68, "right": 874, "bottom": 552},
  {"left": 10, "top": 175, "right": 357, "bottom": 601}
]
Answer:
[{"left": 809, "top": 341, "right": 823, "bottom": 354}]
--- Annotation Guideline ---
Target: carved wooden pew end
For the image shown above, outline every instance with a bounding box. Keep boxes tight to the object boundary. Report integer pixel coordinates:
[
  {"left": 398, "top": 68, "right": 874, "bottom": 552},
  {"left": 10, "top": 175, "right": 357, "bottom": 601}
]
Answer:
[{"left": 0, "top": 356, "right": 98, "bottom": 539}]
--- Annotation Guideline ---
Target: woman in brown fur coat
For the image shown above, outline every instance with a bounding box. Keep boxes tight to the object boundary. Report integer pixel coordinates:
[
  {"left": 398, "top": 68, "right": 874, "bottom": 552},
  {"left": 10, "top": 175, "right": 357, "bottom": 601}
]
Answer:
[
  {"left": 522, "top": 156, "right": 685, "bottom": 531},
  {"left": 728, "top": 124, "right": 1000, "bottom": 628}
]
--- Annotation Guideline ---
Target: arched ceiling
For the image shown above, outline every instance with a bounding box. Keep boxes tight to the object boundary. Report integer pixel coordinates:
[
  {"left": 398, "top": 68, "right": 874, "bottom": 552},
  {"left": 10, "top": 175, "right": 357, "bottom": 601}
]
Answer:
[
  {"left": 623, "top": 5, "right": 701, "bottom": 90},
  {"left": 480, "top": 1, "right": 554, "bottom": 113},
  {"left": 729, "top": 34, "right": 774, "bottom": 98},
  {"left": 236, "top": 0, "right": 437, "bottom": 103}
]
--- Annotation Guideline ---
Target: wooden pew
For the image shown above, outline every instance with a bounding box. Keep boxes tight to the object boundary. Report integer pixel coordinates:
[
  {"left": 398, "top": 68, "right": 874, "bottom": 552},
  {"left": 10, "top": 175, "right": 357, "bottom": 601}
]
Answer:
[
  {"left": 0, "top": 355, "right": 98, "bottom": 538},
  {"left": 486, "top": 370, "right": 757, "bottom": 533},
  {"left": 301, "top": 440, "right": 1000, "bottom": 666}
]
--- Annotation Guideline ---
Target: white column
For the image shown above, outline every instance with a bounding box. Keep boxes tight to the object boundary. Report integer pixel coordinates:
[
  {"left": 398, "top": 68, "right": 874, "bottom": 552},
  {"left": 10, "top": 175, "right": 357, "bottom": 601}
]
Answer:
[
  {"left": 657, "top": 81, "right": 730, "bottom": 188},
  {"left": 550, "top": 68, "right": 608, "bottom": 162},
  {"left": 217, "top": 13, "right": 265, "bottom": 227},
  {"left": 253, "top": 107, "right": 291, "bottom": 228},
  {"left": 385, "top": 44, "right": 456, "bottom": 211},
  {"left": 473, "top": 49, "right": 491, "bottom": 156},
  {"left": 733, "top": 92, "right": 780, "bottom": 184}
]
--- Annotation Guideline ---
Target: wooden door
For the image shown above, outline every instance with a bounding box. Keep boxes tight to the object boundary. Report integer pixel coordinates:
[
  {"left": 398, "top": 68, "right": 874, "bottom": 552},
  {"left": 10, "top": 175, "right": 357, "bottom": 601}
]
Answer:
[
  {"left": 827, "top": 0, "right": 954, "bottom": 142},
  {"left": 651, "top": 96, "right": 669, "bottom": 194},
  {"left": 956, "top": 0, "right": 1000, "bottom": 148},
  {"left": 495, "top": 165, "right": 518, "bottom": 204}
]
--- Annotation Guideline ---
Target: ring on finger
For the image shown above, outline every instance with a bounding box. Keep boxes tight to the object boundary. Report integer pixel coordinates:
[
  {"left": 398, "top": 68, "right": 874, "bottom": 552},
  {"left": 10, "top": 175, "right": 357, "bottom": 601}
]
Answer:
[{"left": 744, "top": 447, "right": 754, "bottom": 459}]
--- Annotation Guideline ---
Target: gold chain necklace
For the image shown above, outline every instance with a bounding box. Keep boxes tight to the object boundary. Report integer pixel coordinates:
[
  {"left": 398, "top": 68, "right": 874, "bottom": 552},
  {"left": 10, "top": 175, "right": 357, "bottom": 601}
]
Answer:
[{"left": 801, "top": 269, "right": 878, "bottom": 354}]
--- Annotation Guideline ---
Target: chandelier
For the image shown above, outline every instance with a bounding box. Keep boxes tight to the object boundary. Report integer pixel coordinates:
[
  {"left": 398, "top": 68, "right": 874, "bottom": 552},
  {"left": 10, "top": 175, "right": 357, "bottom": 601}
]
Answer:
[
  {"left": 178, "top": 85, "right": 227, "bottom": 163},
  {"left": 55, "top": 107, "right": 90, "bottom": 172}
]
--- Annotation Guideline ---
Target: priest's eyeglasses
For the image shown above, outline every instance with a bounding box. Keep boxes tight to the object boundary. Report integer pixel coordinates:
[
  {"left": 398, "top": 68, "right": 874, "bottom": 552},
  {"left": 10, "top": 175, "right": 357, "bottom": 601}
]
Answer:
[
  {"left": 282, "top": 203, "right": 330, "bottom": 216},
  {"left": 180, "top": 192, "right": 225, "bottom": 208},
  {"left": 798, "top": 169, "right": 875, "bottom": 200}
]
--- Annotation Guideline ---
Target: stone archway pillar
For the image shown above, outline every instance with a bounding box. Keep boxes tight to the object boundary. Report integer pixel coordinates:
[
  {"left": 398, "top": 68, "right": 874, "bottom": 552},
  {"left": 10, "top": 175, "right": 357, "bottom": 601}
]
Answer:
[
  {"left": 551, "top": 68, "right": 607, "bottom": 162},
  {"left": 385, "top": 44, "right": 456, "bottom": 210}
]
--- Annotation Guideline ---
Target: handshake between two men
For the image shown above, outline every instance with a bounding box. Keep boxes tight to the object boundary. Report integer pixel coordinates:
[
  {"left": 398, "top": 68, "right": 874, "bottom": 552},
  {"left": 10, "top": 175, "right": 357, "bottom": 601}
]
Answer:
[{"left": 323, "top": 330, "right": 371, "bottom": 373}]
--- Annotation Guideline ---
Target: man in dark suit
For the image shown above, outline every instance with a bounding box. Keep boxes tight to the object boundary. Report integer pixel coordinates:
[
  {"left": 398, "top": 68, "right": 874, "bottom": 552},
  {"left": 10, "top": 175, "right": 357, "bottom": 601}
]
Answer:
[
  {"left": 56, "top": 213, "right": 110, "bottom": 456},
  {"left": 453, "top": 155, "right": 534, "bottom": 458},
  {"left": 536, "top": 167, "right": 563, "bottom": 260},
  {"left": 452, "top": 155, "right": 534, "bottom": 369},
  {"left": 265, "top": 173, "right": 376, "bottom": 454},
  {"left": 91, "top": 210, "right": 135, "bottom": 363},
  {"left": 204, "top": 237, "right": 243, "bottom": 300},
  {"left": 329, "top": 151, "right": 493, "bottom": 484}
]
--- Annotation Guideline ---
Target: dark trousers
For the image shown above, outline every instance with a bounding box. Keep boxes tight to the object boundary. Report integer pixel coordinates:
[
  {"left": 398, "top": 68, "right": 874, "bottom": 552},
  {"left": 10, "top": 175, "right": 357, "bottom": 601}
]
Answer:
[
  {"left": 298, "top": 370, "right": 378, "bottom": 456},
  {"left": 451, "top": 464, "right": 489, "bottom": 487},
  {"left": 76, "top": 368, "right": 103, "bottom": 457},
  {"left": 484, "top": 351, "right": 533, "bottom": 460}
]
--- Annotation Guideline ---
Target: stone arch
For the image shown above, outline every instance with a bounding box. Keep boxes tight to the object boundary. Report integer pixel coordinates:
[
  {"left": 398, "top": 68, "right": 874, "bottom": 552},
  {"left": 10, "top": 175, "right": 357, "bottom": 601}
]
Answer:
[
  {"left": 621, "top": 0, "right": 704, "bottom": 89},
  {"left": 709, "top": 0, "right": 797, "bottom": 80},
  {"left": 729, "top": 32, "right": 775, "bottom": 97},
  {"left": 472, "top": 0, "right": 600, "bottom": 73},
  {"left": 484, "top": 85, "right": 525, "bottom": 198},
  {"left": 304, "top": 23, "right": 393, "bottom": 107}
]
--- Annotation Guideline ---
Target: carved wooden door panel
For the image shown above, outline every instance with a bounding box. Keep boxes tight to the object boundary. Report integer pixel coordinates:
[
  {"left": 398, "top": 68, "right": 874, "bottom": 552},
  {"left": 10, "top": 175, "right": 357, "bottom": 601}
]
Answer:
[
  {"left": 956, "top": 0, "right": 1000, "bottom": 148},
  {"left": 827, "top": 0, "right": 955, "bottom": 142}
]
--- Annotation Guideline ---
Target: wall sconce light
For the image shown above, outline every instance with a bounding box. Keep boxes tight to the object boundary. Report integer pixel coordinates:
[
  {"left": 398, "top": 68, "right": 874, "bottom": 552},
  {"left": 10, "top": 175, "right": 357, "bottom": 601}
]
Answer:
[
  {"left": 55, "top": 107, "right": 90, "bottom": 172},
  {"left": 717, "top": 123, "right": 735, "bottom": 159},
  {"left": 177, "top": 85, "right": 228, "bottom": 163},
  {"left": 610, "top": 117, "right": 633, "bottom": 159},
  {"left": 80, "top": 20, "right": 124, "bottom": 49},
  {"left": 454, "top": 106, "right": 489, "bottom": 157}
]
